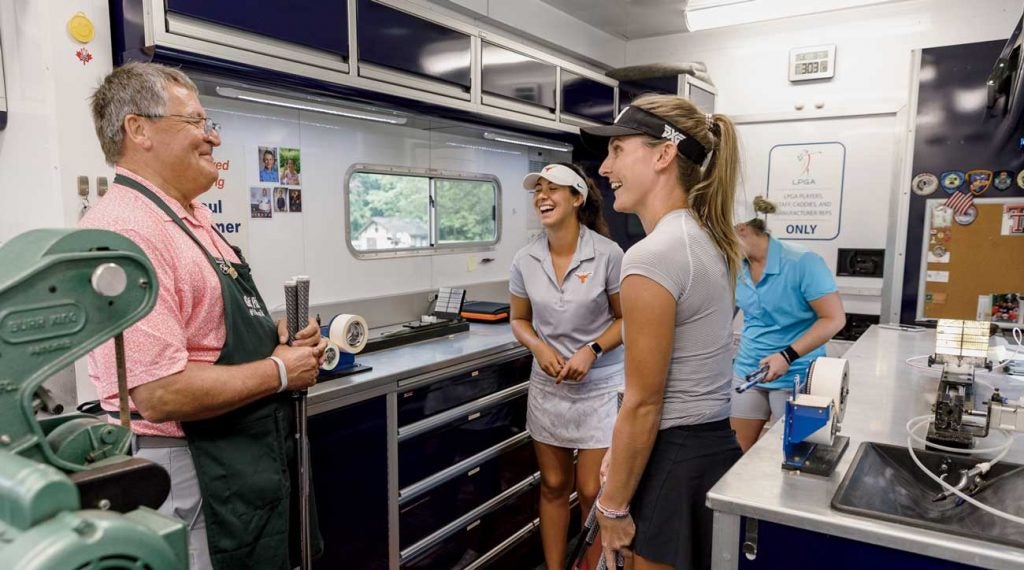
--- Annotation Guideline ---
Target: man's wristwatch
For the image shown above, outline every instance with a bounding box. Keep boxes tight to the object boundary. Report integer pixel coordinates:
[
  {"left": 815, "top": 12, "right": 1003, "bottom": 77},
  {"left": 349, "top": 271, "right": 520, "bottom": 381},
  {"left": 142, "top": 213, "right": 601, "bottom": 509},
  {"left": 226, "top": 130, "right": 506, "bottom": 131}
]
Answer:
[{"left": 587, "top": 341, "right": 604, "bottom": 358}]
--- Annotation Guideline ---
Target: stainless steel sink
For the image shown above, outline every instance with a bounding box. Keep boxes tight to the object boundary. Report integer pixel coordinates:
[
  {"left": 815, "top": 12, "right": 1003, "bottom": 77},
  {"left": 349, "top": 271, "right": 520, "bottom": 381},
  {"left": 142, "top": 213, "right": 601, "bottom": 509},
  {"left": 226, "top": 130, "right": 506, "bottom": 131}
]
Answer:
[{"left": 832, "top": 442, "right": 1024, "bottom": 549}]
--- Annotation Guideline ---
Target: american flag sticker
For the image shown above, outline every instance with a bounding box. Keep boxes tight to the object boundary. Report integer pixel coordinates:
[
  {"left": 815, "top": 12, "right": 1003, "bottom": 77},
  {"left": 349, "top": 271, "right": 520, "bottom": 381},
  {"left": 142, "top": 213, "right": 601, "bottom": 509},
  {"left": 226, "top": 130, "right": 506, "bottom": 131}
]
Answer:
[{"left": 944, "top": 190, "right": 974, "bottom": 216}]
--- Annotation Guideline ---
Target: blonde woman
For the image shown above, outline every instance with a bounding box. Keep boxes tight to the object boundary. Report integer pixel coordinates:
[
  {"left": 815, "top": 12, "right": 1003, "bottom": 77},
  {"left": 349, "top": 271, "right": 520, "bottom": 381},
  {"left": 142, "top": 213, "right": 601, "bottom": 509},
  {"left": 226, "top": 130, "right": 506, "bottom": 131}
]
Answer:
[{"left": 581, "top": 97, "right": 743, "bottom": 570}]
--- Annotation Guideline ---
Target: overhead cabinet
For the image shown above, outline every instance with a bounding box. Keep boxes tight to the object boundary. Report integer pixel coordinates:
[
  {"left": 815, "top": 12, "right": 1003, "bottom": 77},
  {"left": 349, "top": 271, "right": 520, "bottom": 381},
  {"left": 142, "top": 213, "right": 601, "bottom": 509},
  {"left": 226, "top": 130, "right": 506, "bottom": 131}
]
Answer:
[{"left": 119, "top": 0, "right": 618, "bottom": 134}]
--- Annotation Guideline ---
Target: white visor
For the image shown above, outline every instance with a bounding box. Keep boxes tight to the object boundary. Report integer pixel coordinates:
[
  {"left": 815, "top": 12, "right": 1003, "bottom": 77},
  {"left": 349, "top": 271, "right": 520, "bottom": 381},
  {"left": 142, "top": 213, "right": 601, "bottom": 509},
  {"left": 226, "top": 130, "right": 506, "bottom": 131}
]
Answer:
[{"left": 522, "top": 164, "right": 588, "bottom": 204}]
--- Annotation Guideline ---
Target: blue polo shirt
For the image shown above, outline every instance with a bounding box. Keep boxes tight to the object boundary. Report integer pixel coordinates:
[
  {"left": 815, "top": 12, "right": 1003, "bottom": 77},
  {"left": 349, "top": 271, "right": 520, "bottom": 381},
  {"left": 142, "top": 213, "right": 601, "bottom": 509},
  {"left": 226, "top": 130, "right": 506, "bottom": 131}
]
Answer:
[{"left": 734, "top": 237, "right": 837, "bottom": 389}]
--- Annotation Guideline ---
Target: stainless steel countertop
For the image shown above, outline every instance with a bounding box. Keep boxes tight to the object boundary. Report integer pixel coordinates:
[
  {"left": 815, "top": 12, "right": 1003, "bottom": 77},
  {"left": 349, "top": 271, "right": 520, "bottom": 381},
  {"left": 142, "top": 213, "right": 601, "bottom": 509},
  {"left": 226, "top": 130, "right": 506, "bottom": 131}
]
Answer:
[
  {"left": 308, "top": 323, "right": 525, "bottom": 414},
  {"left": 707, "top": 325, "right": 1024, "bottom": 569}
]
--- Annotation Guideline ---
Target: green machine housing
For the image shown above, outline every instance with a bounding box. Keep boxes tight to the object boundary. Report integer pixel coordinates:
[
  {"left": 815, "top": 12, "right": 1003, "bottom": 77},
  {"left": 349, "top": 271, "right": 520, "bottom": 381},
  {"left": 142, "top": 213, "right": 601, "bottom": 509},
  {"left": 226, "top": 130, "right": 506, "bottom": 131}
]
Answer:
[{"left": 0, "top": 228, "right": 187, "bottom": 569}]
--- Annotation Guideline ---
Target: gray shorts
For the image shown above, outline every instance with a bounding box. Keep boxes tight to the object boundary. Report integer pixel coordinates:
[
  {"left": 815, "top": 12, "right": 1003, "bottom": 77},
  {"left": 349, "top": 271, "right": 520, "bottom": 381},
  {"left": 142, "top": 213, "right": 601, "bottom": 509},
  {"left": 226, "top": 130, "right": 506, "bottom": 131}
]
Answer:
[
  {"left": 730, "top": 375, "right": 789, "bottom": 422},
  {"left": 133, "top": 437, "right": 212, "bottom": 570}
]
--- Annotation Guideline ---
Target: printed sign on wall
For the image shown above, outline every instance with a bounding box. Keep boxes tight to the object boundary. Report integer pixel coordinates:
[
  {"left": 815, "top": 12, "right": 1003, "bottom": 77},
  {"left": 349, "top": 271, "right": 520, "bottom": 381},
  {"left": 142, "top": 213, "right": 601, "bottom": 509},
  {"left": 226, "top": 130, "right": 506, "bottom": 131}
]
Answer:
[
  {"left": 200, "top": 143, "right": 250, "bottom": 258},
  {"left": 766, "top": 142, "right": 846, "bottom": 240}
]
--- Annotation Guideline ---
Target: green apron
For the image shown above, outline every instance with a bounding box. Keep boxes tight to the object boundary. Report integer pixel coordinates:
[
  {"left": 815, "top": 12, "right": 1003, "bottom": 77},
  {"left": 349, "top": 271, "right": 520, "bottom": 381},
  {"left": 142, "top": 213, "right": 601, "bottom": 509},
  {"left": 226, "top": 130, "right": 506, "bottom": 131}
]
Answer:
[{"left": 117, "top": 175, "right": 320, "bottom": 570}]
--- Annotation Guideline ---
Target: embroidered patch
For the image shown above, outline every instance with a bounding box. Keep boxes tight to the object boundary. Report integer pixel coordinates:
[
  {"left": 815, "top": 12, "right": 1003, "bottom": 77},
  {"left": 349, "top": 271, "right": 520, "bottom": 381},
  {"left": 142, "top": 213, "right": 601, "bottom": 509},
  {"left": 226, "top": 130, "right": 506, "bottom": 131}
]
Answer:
[{"left": 575, "top": 271, "right": 592, "bottom": 284}]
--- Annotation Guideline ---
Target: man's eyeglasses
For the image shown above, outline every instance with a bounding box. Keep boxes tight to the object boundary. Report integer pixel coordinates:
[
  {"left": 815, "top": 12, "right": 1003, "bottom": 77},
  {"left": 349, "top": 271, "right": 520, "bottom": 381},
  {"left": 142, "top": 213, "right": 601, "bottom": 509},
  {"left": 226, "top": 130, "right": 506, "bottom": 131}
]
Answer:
[{"left": 135, "top": 114, "right": 221, "bottom": 136}]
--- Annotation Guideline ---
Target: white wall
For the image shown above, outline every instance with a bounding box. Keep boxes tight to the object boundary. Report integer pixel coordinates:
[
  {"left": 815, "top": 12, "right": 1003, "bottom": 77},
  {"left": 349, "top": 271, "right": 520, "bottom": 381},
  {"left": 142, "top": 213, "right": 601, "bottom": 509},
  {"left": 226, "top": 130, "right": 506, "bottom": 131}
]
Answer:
[
  {"left": 0, "top": 0, "right": 114, "bottom": 242},
  {"left": 626, "top": 0, "right": 1021, "bottom": 316},
  {"left": 627, "top": 0, "right": 1020, "bottom": 116},
  {"left": 200, "top": 95, "right": 564, "bottom": 314}
]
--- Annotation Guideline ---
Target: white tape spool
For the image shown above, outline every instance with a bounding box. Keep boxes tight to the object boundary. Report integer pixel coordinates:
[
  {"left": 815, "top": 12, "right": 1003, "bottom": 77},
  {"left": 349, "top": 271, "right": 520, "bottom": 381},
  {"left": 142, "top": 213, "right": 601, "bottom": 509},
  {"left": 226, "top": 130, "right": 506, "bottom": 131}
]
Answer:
[
  {"left": 802, "top": 357, "right": 850, "bottom": 445},
  {"left": 329, "top": 314, "right": 368, "bottom": 354},
  {"left": 320, "top": 341, "right": 342, "bottom": 372}
]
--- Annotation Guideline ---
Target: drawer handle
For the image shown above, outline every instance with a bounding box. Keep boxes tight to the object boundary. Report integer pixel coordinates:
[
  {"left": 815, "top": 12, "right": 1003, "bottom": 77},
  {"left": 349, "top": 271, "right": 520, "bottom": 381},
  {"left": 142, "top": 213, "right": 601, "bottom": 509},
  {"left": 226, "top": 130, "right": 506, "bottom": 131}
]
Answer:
[
  {"left": 466, "top": 519, "right": 481, "bottom": 531},
  {"left": 467, "top": 467, "right": 481, "bottom": 477},
  {"left": 467, "top": 412, "right": 481, "bottom": 421}
]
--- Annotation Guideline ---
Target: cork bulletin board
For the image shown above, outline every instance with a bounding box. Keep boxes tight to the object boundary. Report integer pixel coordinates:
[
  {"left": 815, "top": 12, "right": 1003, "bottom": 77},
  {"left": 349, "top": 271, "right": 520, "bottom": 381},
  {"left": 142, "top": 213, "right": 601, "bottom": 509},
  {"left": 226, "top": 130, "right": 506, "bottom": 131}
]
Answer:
[{"left": 920, "top": 200, "right": 1024, "bottom": 320}]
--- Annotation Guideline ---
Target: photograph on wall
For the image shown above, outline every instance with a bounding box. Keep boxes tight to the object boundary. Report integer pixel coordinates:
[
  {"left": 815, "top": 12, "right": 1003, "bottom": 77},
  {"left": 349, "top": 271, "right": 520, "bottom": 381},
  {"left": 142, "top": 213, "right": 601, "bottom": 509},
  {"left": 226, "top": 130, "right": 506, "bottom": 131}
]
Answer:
[
  {"left": 991, "top": 293, "right": 1021, "bottom": 324},
  {"left": 289, "top": 189, "right": 303, "bottom": 213},
  {"left": 258, "top": 146, "right": 279, "bottom": 183},
  {"left": 249, "top": 187, "right": 273, "bottom": 218},
  {"left": 279, "top": 147, "right": 301, "bottom": 186},
  {"left": 274, "top": 187, "right": 289, "bottom": 213}
]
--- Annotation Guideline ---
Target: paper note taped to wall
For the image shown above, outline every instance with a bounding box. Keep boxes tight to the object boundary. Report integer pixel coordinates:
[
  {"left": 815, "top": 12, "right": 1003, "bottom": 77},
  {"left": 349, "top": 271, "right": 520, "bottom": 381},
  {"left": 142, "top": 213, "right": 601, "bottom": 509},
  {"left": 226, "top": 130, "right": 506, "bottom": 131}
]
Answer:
[{"left": 926, "top": 270, "right": 950, "bottom": 283}]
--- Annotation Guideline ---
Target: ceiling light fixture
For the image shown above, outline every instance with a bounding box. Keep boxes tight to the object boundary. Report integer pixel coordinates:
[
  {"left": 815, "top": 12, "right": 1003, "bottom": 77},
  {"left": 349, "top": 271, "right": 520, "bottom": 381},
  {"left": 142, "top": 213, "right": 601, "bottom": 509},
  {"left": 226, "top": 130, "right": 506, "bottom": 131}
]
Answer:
[
  {"left": 684, "top": 0, "right": 894, "bottom": 33},
  {"left": 215, "top": 87, "right": 408, "bottom": 125},
  {"left": 482, "top": 132, "right": 572, "bottom": 152},
  {"left": 445, "top": 142, "right": 522, "bottom": 155}
]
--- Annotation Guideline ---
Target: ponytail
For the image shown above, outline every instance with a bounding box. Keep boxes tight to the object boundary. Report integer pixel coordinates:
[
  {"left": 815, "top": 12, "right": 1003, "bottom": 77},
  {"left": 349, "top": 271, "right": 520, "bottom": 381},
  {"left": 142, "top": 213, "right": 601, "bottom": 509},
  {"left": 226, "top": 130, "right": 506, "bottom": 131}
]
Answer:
[
  {"left": 689, "top": 114, "right": 741, "bottom": 285},
  {"left": 557, "top": 162, "right": 611, "bottom": 238}
]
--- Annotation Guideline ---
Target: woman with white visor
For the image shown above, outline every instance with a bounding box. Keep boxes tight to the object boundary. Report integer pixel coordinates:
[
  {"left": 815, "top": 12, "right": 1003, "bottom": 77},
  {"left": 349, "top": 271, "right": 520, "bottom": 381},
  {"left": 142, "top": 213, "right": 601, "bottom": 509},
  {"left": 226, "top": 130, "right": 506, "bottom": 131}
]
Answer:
[{"left": 509, "top": 162, "right": 625, "bottom": 570}]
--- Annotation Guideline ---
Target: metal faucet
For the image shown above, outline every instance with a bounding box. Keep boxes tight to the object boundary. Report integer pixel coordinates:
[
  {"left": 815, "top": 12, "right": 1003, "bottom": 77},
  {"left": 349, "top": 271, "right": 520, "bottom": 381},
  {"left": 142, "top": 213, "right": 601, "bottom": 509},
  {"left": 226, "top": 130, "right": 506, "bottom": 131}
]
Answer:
[{"left": 933, "top": 464, "right": 985, "bottom": 502}]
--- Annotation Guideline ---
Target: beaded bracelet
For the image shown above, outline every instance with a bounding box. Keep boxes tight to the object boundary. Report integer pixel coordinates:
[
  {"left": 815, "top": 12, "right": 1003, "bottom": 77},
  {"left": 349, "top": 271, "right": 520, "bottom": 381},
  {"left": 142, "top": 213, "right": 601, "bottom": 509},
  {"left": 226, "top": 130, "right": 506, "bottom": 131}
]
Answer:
[{"left": 595, "top": 498, "right": 630, "bottom": 519}]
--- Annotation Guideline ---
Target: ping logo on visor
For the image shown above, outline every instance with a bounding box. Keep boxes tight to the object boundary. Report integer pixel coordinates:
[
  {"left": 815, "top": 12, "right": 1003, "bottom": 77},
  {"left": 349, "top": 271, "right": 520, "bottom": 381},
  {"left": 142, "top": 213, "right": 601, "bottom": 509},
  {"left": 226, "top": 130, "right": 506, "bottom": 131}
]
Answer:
[{"left": 580, "top": 106, "right": 709, "bottom": 166}]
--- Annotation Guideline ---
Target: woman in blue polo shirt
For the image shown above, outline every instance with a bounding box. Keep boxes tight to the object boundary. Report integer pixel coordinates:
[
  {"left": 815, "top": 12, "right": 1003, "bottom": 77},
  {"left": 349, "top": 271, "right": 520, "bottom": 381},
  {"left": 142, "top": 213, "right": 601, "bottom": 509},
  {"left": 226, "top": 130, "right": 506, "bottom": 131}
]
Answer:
[
  {"left": 731, "top": 200, "right": 847, "bottom": 452},
  {"left": 509, "top": 163, "right": 624, "bottom": 570}
]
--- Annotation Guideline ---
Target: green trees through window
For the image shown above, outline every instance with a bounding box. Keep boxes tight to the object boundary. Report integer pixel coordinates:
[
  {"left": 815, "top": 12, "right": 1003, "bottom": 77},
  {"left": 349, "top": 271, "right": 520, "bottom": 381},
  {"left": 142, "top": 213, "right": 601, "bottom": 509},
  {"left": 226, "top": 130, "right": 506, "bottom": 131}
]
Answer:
[{"left": 348, "top": 169, "right": 498, "bottom": 252}]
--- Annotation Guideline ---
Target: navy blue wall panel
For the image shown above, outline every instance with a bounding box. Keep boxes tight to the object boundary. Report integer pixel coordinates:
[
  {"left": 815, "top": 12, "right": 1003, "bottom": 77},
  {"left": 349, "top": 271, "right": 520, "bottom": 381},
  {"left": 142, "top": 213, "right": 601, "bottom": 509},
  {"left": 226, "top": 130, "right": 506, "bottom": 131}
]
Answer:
[{"left": 900, "top": 40, "right": 1024, "bottom": 324}]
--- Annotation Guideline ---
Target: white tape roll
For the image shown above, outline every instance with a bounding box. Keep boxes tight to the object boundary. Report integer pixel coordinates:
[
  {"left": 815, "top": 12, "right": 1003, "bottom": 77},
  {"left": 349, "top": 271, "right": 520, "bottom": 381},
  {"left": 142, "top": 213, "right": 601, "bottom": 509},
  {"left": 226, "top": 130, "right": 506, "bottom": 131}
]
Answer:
[
  {"left": 320, "top": 341, "right": 342, "bottom": 371},
  {"left": 329, "top": 313, "right": 368, "bottom": 354},
  {"left": 805, "top": 357, "right": 850, "bottom": 423}
]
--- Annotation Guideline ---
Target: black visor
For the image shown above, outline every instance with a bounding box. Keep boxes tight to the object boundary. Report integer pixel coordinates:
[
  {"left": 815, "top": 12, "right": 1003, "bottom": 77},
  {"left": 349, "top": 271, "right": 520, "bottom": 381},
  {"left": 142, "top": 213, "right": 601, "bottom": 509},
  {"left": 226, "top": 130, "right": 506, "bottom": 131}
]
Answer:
[{"left": 580, "top": 106, "right": 708, "bottom": 165}]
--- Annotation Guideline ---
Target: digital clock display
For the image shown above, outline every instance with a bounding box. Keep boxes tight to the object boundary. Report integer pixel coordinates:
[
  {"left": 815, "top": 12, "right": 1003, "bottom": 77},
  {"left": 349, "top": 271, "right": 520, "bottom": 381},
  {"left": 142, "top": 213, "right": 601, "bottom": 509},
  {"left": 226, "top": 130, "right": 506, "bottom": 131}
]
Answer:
[
  {"left": 795, "top": 60, "right": 828, "bottom": 75},
  {"left": 789, "top": 45, "right": 836, "bottom": 82}
]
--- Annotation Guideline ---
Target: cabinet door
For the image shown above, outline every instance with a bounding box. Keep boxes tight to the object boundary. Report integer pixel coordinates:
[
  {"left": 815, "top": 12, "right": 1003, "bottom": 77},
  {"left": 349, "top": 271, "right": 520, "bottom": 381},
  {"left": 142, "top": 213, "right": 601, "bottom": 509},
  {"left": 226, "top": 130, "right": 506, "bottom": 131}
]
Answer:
[
  {"left": 166, "top": 0, "right": 349, "bottom": 57},
  {"left": 309, "top": 396, "right": 388, "bottom": 570}
]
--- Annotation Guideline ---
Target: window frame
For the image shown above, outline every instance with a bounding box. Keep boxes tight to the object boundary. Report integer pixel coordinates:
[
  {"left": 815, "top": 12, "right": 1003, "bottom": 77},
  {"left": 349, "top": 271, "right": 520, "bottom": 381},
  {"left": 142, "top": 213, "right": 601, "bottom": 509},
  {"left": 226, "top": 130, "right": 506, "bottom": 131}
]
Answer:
[{"left": 345, "top": 163, "right": 502, "bottom": 259}]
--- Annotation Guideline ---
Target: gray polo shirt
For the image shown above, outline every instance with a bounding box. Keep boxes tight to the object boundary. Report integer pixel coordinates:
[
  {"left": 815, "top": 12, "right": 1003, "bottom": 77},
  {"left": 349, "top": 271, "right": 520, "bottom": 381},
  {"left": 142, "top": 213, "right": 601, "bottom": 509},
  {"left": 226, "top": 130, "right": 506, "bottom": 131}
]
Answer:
[{"left": 510, "top": 226, "right": 624, "bottom": 370}]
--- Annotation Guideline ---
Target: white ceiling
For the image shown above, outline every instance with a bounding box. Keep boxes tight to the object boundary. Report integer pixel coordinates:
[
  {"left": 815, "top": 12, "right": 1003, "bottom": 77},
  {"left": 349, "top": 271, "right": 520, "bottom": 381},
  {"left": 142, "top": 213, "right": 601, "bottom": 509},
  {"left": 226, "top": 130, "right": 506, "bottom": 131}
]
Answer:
[{"left": 536, "top": 0, "right": 689, "bottom": 40}]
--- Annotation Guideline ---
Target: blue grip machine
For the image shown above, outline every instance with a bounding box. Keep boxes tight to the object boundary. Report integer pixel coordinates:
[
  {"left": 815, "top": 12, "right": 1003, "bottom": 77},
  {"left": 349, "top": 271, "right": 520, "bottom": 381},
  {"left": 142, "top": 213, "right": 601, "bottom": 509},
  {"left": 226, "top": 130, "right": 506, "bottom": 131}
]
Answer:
[{"left": 780, "top": 357, "right": 851, "bottom": 476}]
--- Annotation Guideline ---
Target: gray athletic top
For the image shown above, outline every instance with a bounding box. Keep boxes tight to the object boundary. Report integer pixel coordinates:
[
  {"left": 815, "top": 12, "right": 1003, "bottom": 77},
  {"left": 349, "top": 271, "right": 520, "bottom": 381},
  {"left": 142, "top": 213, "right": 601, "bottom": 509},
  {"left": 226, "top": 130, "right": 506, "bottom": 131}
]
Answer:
[
  {"left": 620, "top": 209, "right": 734, "bottom": 429},
  {"left": 510, "top": 225, "right": 625, "bottom": 372}
]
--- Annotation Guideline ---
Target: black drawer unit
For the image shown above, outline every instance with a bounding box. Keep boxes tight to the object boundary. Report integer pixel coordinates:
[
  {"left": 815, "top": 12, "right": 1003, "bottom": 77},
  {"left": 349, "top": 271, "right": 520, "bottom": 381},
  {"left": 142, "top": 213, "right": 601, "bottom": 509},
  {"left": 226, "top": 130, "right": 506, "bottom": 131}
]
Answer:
[
  {"left": 309, "top": 395, "right": 388, "bottom": 570},
  {"left": 400, "top": 481, "right": 540, "bottom": 569},
  {"left": 398, "top": 355, "right": 531, "bottom": 425},
  {"left": 399, "top": 436, "right": 537, "bottom": 548},
  {"left": 398, "top": 389, "right": 528, "bottom": 488}
]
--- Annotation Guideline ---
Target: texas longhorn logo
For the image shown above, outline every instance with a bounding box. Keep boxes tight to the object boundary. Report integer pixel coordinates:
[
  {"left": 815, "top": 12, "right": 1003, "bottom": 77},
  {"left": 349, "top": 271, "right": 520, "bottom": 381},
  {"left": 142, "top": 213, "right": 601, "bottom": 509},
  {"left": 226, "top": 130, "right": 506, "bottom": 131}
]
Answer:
[{"left": 575, "top": 271, "right": 593, "bottom": 284}]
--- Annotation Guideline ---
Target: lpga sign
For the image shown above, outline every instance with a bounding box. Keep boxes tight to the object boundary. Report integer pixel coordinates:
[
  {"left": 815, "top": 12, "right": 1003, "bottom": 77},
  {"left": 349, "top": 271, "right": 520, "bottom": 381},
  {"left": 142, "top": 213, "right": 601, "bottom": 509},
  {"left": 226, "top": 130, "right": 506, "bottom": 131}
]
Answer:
[{"left": 766, "top": 142, "right": 845, "bottom": 240}]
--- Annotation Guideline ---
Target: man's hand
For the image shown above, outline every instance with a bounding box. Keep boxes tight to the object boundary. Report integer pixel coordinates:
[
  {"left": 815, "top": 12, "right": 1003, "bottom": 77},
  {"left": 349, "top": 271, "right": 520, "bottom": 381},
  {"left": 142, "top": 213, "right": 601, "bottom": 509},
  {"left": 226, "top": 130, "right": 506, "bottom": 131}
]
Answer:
[
  {"left": 556, "top": 346, "right": 597, "bottom": 384},
  {"left": 277, "top": 318, "right": 327, "bottom": 365},
  {"left": 278, "top": 317, "right": 320, "bottom": 346},
  {"left": 271, "top": 343, "right": 321, "bottom": 390}
]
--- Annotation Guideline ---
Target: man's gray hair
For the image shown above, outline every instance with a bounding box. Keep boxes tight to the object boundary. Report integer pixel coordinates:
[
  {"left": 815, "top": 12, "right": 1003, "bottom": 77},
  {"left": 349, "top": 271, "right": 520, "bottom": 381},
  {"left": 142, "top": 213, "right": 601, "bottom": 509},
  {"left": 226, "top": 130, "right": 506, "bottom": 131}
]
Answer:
[{"left": 91, "top": 62, "right": 198, "bottom": 165}]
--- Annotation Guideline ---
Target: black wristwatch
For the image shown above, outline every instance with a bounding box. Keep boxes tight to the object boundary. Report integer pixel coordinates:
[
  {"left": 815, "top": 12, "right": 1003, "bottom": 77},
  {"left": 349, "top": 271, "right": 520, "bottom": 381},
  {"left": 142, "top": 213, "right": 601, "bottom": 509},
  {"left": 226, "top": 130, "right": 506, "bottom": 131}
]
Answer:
[{"left": 587, "top": 341, "right": 604, "bottom": 358}]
